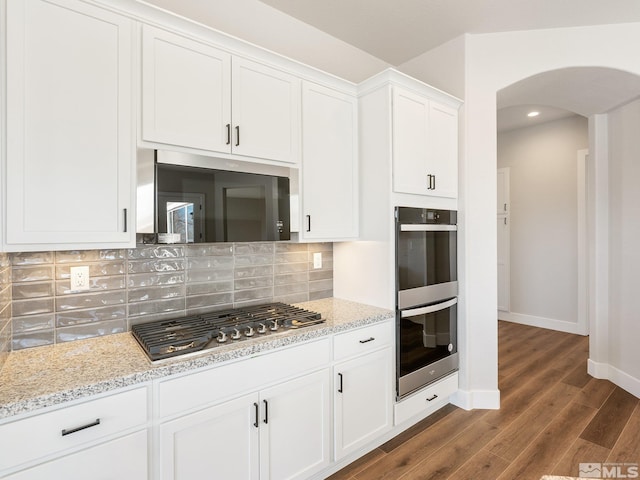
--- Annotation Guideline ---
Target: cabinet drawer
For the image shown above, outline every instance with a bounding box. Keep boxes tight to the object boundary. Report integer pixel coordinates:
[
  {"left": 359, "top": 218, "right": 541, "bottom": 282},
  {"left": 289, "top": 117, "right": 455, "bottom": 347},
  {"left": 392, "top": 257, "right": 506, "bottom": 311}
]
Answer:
[
  {"left": 158, "top": 338, "right": 331, "bottom": 418},
  {"left": 394, "top": 373, "right": 458, "bottom": 426},
  {"left": 0, "top": 387, "right": 148, "bottom": 472},
  {"left": 333, "top": 320, "right": 393, "bottom": 361}
]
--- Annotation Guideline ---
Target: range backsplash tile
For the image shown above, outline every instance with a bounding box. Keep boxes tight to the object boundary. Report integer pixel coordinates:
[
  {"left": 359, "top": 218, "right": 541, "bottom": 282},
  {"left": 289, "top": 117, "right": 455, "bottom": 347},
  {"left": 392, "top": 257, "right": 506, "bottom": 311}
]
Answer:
[
  {"left": 6, "top": 242, "right": 333, "bottom": 351},
  {"left": 0, "top": 253, "right": 11, "bottom": 370}
]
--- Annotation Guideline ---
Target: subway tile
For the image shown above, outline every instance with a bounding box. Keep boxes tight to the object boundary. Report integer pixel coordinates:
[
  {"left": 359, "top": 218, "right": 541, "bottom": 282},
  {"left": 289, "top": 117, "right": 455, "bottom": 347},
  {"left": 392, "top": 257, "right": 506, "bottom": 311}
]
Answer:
[
  {"left": 12, "top": 330, "right": 55, "bottom": 350},
  {"left": 127, "top": 285, "right": 186, "bottom": 303},
  {"left": 56, "top": 276, "right": 126, "bottom": 295},
  {"left": 186, "top": 292, "right": 234, "bottom": 310},
  {"left": 186, "top": 303, "right": 233, "bottom": 317},
  {"left": 10, "top": 251, "right": 54, "bottom": 265},
  {"left": 0, "top": 253, "right": 10, "bottom": 268},
  {"left": 186, "top": 244, "right": 233, "bottom": 257},
  {"left": 12, "top": 298, "right": 54, "bottom": 317},
  {"left": 55, "top": 291, "right": 126, "bottom": 311},
  {"left": 274, "top": 292, "right": 309, "bottom": 304},
  {"left": 56, "top": 262, "right": 126, "bottom": 279},
  {"left": 275, "top": 243, "right": 308, "bottom": 253},
  {"left": 127, "top": 245, "right": 185, "bottom": 259},
  {"left": 56, "top": 305, "right": 126, "bottom": 327},
  {"left": 127, "top": 259, "right": 185, "bottom": 274},
  {"left": 234, "top": 254, "right": 274, "bottom": 267},
  {"left": 12, "top": 282, "right": 54, "bottom": 300},
  {"left": 12, "top": 265, "right": 54, "bottom": 283},
  {"left": 308, "top": 250, "right": 333, "bottom": 263},
  {"left": 275, "top": 272, "right": 309, "bottom": 285},
  {"left": 186, "top": 268, "right": 234, "bottom": 284},
  {"left": 306, "top": 242, "right": 333, "bottom": 252},
  {"left": 128, "top": 309, "right": 188, "bottom": 328},
  {"left": 127, "top": 298, "right": 185, "bottom": 317},
  {"left": 309, "top": 269, "right": 333, "bottom": 281},
  {"left": 0, "top": 302, "right": 10, "bottom": 323},
  {"left": 235, "top": 265, "right": 273, "bottom": 279},
  {"left": 234, "top": 276, "right": 274, "bottom": 291},
  {"left": 274, "top": 262, "right": 308, "bottom": 274},
  {"left": 56, "top": 319, "right": 126, "bottom": 343},
  {"left": 186, "top": 255, "right": 234, "bottom": 270},
  {"left": 55, "top": 250, "right": 125, "bottom": 263},
  {"left": 234, "top": 243, "right": 274, "bottom": 255},
  {"left": 275, "top": 252, "right": 308, "bottom": 264},
  {"left": 309, "top": 289, "right": 332, "bottom": 301},
  {"left": 186, "top": 281, "right": 234, "bottom": 296},
  {"left": 309, "top": 278, "right": 333, "bottom": 292},
  {"left": 0, "top": 267, "right": 10, "bottom": 287},
  {"left": 128, "top": 272, "right": 185, "bottom": 288},
  {"left": 12, "top": 314, "right": 55, "bottom": 333},
  {"left": 274, "top": 282, "right": 308, "bottom": 296},
  {"left": 233, "top": 286, "right": 274, "bottom": 303},
  {"left": 0, "top": 284, "right": 11, "bottom": 305}
]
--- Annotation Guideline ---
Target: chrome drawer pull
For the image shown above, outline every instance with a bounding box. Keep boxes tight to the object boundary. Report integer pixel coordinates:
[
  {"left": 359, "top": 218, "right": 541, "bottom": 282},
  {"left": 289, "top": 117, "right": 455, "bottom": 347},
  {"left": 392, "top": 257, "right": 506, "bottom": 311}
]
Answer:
[
  {"left": 61, "top": 418, "right": 101, "bottom": 437},
  {"left": 359, "top": 337, "right": 375, "bottom": 344},
  {"left": 426, "top": 394, "right": 438, "bottom": 402}
]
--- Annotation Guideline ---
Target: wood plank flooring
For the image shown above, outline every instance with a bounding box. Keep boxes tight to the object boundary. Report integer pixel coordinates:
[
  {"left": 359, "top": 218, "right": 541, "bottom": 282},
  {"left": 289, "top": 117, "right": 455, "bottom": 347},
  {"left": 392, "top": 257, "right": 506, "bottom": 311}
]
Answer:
[{"left": 328, "top": 320, "right": 640, "bottom": 480}]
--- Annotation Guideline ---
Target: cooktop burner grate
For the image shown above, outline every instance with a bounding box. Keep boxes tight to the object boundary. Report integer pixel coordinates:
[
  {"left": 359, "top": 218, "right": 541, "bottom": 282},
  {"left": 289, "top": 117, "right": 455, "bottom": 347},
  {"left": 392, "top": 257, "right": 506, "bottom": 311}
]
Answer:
[{"left": 131, "top": 302, "right": 323, "bottom": 362}]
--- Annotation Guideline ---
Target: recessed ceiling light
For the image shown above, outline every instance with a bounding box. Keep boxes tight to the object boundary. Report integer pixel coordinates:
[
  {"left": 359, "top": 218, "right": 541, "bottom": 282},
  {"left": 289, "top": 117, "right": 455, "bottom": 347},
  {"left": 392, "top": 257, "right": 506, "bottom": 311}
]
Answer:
[{"left": 527, "top": 111, "right": 540, "bottom": 117}]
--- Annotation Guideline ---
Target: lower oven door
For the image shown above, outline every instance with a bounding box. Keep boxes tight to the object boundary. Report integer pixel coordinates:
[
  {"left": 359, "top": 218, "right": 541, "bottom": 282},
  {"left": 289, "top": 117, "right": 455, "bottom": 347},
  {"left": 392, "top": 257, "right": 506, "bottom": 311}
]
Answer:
[{"left": 397, "top": 297, "right": 459, "bottom": 398}]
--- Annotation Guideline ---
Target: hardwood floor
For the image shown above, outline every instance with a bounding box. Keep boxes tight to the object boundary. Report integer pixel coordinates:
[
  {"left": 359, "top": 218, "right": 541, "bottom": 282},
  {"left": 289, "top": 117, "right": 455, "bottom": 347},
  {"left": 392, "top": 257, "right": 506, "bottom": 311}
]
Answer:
[{"left": 328, "top": 321, "right": 640, "bottom": 480}]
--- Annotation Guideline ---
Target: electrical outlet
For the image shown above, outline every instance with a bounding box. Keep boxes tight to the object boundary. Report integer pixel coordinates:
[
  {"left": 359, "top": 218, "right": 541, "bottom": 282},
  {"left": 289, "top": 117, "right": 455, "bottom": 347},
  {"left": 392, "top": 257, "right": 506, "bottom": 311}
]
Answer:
[
  {"left": 313, "top": 252, "right": 322, "bottom": 269},
  {"left": 70, "top": 266, "right": 90, "bottom": 292}
]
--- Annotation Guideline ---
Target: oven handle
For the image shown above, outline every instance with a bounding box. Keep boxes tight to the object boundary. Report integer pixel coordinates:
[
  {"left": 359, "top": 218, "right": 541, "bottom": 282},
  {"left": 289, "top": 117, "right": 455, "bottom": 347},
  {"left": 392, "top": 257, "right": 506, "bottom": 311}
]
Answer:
[
  {"left": 399, "top": 224, "right": 457, "bottom": 232},
  {"left": 401, "top": 297, "right": 458, "bottom": 318}
]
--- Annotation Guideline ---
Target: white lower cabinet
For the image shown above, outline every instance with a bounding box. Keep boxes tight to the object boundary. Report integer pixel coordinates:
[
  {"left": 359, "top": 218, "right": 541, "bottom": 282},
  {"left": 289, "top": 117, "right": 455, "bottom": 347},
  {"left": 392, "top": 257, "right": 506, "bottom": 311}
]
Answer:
[
  {"left": 334, "top": 347, "right": 393, "bottom": 459},
  {"left": 4, "top": 430, "right": 148, "bottom": 480},
  {"left": 158, "top": 369, "right": 331, "bottom": 480}
]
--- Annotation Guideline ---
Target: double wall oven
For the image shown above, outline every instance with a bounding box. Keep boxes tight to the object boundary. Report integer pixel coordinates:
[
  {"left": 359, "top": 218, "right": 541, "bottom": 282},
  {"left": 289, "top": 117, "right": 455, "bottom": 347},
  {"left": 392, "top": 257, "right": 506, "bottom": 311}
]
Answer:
[{"left": 395, "top": 207, "right": 458, "bottom": 399}]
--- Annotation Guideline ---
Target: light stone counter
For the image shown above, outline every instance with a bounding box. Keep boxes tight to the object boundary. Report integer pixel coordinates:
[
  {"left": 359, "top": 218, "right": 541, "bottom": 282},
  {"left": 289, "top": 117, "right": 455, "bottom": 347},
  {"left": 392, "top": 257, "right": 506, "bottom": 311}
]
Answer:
[{"left": 0, "top": 298, "right": 393, "bottom": 420}]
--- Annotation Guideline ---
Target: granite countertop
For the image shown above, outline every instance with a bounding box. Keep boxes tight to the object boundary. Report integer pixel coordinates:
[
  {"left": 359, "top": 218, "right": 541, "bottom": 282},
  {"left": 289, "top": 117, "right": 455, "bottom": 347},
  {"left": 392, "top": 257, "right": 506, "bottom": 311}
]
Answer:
[{"left": 0, "top": 298, "right": 393, "bottom": 420}]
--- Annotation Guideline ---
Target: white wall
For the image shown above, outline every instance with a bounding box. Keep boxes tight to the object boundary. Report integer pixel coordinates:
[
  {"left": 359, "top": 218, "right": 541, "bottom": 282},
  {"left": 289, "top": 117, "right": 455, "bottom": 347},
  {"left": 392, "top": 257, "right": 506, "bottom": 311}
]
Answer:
[
  {"left": 497, "top": 115, "right": 588, "bottom": 330},
  {"left": 606, "top": 98, "right": 640, "bottom": 391}
]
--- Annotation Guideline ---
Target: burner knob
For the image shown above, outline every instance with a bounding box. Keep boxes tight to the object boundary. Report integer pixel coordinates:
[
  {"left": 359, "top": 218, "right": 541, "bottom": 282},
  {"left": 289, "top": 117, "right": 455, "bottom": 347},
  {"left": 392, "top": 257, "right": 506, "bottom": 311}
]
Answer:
[
  {"left": 244, "top": 326, "right": 255, "bottom": 337},
  {"left": 231, "top": 328, "right": 241, "bottom": 340},
  {"left": 217, "top": 331, "right": 228, "bottom": 343},
  {"left": 270, "top": 319, "right": 280, "bottom": 332},
  {"left": 257, "top": 323, "right": 267, "bottom": 334}
]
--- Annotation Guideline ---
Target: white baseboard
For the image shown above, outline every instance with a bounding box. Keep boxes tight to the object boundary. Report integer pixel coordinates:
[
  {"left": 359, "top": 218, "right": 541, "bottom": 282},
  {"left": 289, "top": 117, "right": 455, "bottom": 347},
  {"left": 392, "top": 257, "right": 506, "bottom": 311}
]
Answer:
[
  {"left": 450, "top": 388, "right": 500, "bottom": 410},
  {"left": 499, "top": 311, "right": 587, "bottom": 335},
  {"left": 588, "top": 359, "right": 640, "bottom": 398}
]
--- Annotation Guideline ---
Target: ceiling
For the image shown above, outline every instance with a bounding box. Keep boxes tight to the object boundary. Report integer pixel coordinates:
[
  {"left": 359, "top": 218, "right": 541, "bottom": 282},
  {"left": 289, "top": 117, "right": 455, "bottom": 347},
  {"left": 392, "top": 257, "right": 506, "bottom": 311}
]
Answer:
[{"left": 258, "top": 0, "right": 640, "bottom": 66}]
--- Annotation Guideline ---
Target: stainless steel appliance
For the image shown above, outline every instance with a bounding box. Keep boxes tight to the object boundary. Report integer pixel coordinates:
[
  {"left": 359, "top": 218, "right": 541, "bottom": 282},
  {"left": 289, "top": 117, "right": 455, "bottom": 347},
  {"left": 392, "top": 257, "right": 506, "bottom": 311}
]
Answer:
[
  {"left": 137, "top": 150, "right": 290, "bottom": 243},
  {"left": 131, "top": 303, "right": 324, "bottom": 362},
  {"left": 395, "top": 207, "right": 459, "bottom": 398}
]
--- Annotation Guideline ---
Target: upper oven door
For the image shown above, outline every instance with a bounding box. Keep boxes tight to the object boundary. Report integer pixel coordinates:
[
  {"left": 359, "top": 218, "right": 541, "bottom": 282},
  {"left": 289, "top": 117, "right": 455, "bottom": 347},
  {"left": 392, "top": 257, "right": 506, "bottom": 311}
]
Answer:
[{"left": 396, "top": 220, "right": 458, "bottom": 309}]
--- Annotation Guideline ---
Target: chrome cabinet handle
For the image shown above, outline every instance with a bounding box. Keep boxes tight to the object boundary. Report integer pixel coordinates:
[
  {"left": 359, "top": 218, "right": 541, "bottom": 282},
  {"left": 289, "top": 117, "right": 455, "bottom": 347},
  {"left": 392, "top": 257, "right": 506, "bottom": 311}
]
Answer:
[{"left": 61, "top": 418, "right": 100, "bottom": 437}]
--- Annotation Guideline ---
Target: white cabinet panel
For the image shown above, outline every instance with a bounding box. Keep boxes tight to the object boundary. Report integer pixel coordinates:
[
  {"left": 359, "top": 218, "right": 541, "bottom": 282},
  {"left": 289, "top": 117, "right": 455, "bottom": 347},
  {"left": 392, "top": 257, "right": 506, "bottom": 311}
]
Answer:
[
  {"left": 427, "top": 102, "right": 458, "bottom": 198},
  {"left": 141, "top": 24, "right": 232, "bottom": 153},
  {"left": 4, "top": 431, "right": 148, "bottom": 480},
  {"left": 5, "top": 0, "right": 134, "bottom": 249},
  {"left": 159, "top": 393, "right": 259, "bottom": 480},
  {"left": 301, "top": 82, "right": 358, "bottom": 240},
  {"left": 334, "top": 346, "right": 393, "bottom": 459},
  {"left": 232, "top": 58, "right": 300, "bottom": 164},
  {"left": 260, "top": 369, "right": 331, "bottom": 480}
]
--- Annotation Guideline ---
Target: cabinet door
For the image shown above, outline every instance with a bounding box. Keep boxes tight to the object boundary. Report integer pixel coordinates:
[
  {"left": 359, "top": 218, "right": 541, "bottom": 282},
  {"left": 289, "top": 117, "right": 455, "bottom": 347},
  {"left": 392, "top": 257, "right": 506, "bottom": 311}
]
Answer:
[
  {"left": 5, "top": 0, "right": 134, "bottom": 248},
  {"left": 141, "top": 25, "right": 232, "bottom": 152},
  {"left": 159, "top": 393, "right": 259, "bottom": 480},
  {"left": 334, "top": 347, "right": 393, "bottom": 459},
  {"left": 260, "top": 369, "right": 331, "bottom": 480},
  {"left": 427, "top": 102, "right": 458, "bottom": 198},
  {"left": 392, "top": 87, "right": 430, "bottom": 195},
  {"left": 301, "top": 82, "right": 358, "bottom": 240},
  {"left": 4, "top": 430, "right": 148, "bottom": 480},
  {"left": 497, "top": 215, "right": 510, "bottom": 312},
  {"left": 497, "top": 167, "right": 510, "bottom": 214},
  {"left": 231, "top": 57, "right": 300, "bottom": 164}
]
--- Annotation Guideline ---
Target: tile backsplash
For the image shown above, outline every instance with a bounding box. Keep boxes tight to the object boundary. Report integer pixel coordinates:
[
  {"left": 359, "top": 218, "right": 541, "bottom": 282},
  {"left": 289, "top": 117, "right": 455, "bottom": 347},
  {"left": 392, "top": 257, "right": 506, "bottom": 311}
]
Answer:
[
  {"left": 0, "top": 253, "right": 11, "bottom": 369},
  {"left": 7, "top": 242, "right": 333, "bottom": 351}
]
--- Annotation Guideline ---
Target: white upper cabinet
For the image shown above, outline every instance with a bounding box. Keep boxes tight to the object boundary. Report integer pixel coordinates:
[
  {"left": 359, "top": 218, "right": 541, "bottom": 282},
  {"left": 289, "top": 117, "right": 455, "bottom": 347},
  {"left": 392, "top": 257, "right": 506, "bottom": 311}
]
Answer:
[
  {"left": 4, "top": 0, "right": 135, "bottom": 250},
  {"left": 141, "top": 25, "right": 232, "bottom": 153},
  {"left": 300, "top": 82, "right": 358, "bottom": 240},
  {"left": 141, "top": 25, "right": 300, "bottom": 165},
  {"left": 392, "top": 85, "right": 459, "bottom": 199}
]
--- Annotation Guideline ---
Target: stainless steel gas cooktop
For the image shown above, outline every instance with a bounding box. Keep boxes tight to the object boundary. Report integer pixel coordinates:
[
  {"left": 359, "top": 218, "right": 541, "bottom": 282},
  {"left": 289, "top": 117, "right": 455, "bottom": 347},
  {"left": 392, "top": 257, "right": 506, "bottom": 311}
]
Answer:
[{"left": 131, "top": 302, "right": 324, "bottom": 362}]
